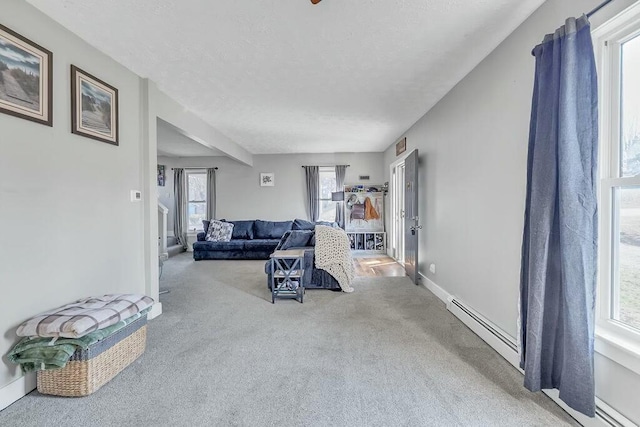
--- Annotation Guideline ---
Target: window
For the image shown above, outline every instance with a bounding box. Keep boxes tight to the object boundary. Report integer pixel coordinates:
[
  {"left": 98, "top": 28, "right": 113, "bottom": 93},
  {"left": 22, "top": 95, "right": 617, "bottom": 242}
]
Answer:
[
  {"left": 596, "top": 6, "right": 640, "bottom": 353},
  {"left": 187, "top": 171, "right": 207, "bottom": 231},
  {"left": 318, "top": 167, "right": 337, "bottom": 222}
]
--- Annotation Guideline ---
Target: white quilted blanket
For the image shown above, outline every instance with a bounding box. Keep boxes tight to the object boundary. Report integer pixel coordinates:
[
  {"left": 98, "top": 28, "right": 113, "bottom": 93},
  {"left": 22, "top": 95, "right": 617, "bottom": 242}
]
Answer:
[{"left": 314, "top": 225, "right": 355, "bottom": 293}]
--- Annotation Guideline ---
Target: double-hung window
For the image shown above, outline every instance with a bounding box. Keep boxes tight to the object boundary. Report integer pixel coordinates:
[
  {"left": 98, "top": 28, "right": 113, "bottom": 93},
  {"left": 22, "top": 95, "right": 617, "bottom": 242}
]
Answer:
[
  {"left": 187, "top": 171, "right": 207, "bottom": 231},
  {"left": 318, "top": 166, "right": 337, "bottom": 222},
  {"left": 595, "top": 4, "right": 640, "bottom": 365}
]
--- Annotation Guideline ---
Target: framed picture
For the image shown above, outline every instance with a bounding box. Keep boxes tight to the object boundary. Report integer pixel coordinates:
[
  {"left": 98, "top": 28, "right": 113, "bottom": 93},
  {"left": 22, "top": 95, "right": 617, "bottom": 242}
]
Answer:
[
  {"left": 396, "top": 137, "right": 406, "bottom": 156},
  {"left": 157, "top": 164, "right": 165, "bottom": 186},
  {"left": 71, "top": 65, "right": 119, "bottom": 145},
  {"left": 260, "top": 172, "right": 274, "bottom": 187},
  {"left": 0, "top": 24, "right": 52, "bottom": 126}
]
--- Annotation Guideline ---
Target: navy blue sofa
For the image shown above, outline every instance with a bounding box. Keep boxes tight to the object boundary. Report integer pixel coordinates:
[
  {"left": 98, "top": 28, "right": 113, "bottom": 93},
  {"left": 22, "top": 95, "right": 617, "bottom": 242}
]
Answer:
[
  {"left": 194, "top": 219, "right": 292, "bottom": 260},
  {"left": 193, "top": 219, "right": 337, "bottom": 261}
]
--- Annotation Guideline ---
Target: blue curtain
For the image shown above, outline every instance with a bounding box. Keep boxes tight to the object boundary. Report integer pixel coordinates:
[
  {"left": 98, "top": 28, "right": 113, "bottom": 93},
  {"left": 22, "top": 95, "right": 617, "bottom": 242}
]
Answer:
[
  {"left": 173, "top": 168, "right": 188, "bottom": 250},
  {"left": 304, "top": 166, "right": 319, "bottom": 222},
  {"left": 335, "top": 165, "right": 347, "bottom": 228},
  {"left": 520, "top": 15, "right": 598, "bottom": 417},
  {"left": 206, "top": 168, "right": 216, "bottom": 220}
]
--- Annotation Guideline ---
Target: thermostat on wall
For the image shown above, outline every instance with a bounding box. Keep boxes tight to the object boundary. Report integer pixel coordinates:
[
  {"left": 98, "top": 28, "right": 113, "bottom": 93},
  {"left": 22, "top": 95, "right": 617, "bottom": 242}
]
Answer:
[{"left": 130, "top": 190, "right": 142, "bottom": 202}]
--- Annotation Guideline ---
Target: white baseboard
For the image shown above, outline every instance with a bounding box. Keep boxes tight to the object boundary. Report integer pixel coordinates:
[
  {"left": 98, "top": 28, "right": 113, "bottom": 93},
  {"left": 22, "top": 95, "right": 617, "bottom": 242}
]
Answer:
[
  {"left": 417, "top": 272, "right": 632, "bottom": 427},
  {"left": 0, "top": 373, "right": 36, "bottom": 411},
  {"left": 148, "top": 302, "right": 163, "bottom": 320},
  {"left": 418, "top": 272, "right": 450, "bottom": 305}
]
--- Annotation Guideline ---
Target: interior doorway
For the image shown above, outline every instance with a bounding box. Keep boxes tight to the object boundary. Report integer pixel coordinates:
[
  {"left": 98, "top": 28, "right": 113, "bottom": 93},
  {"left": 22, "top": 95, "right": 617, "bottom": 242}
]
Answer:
[
  {"left": 390, "top": 149, "right": 420, "bottom": 283},
  {"left": 391, "top": 160, "right": 406, "bottom": 264}
]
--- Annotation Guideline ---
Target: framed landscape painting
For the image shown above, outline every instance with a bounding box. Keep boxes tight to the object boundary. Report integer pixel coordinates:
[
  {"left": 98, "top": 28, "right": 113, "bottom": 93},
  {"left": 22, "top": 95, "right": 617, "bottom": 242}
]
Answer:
[
  {"left": 71, "top": 65, "right": 119, "bottom": 145},
  {"left": 0, "top": 24, "right": 53, "bottom": 126}
]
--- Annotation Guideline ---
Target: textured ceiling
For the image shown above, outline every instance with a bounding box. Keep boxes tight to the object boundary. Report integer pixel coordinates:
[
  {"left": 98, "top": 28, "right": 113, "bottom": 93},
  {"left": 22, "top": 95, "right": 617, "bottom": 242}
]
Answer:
[
  {"left": 157, "top": 119, "right": 225, "bottom": 158},
  {"left": 27, "top": 0, "right": 544, "bottom": 154}
]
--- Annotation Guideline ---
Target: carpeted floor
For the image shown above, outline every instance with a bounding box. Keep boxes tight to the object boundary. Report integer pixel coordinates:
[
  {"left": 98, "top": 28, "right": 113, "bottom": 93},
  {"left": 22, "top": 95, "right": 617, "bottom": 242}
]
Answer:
[{"left": 0, "top": 253, "right": 577, "bottom": 426}]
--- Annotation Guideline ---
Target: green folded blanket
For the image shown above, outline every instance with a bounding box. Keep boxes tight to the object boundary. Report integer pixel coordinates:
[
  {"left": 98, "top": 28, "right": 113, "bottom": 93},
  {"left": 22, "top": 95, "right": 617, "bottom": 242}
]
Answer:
[{"left": 8, "top": 309, "right": 149, "bottom": 373}]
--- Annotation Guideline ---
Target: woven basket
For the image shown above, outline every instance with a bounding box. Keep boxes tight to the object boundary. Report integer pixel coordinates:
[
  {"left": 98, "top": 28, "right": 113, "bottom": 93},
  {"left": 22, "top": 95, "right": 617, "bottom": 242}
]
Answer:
[{"left": 37, "top": 316, "right": 147, "bottom": 397}]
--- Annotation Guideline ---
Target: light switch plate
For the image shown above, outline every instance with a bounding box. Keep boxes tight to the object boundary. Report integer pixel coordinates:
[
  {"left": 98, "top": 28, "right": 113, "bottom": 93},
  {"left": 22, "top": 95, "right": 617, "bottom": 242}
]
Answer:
[{"left": 130, "top": 190, "right": 142, "bottom": 202}]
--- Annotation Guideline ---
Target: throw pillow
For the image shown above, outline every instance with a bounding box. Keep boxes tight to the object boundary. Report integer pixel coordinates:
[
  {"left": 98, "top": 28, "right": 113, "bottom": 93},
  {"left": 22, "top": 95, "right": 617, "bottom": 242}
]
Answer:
[
  {"left": 227, "top": 220, "right": 254, "bottom": 240},
  {"left": 292, "top": 218, "right": 315, "bottom": 231},
  {"left": 280, "top": 230, "right": 314, "bottom": 250},
  {"left": 206, "top": 220, "right": 234, "bottom": 242},
  {"left": 202, "top": 219, "right": 211, "bottom": 234}
]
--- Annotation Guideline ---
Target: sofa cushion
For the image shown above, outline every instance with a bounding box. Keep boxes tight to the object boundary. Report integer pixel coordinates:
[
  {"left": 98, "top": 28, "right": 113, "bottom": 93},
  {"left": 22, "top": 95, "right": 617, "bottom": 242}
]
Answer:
[
  {"left": 293, "top": 218, "right": 339, "bottom": 230},
  {"left": 193, "top": 240, "right": 246, "bottom": 251},
  {"left": 280, "top": 230, "right": 314, "bottom": 250},
  {"left": 243, "top": 239, "right": 280, "bottom": 252},
  {"left": 227, "top": 220, "right": 255, "bottom": 240},
  {"left": 254, "top": 220, "right": 293, "bottom": 239},
  {"left": 206, "top": 220, "right": 234, "bottom": 242},
  {"left": 292, "top": 218, "right": 315, "bottom": 231}
]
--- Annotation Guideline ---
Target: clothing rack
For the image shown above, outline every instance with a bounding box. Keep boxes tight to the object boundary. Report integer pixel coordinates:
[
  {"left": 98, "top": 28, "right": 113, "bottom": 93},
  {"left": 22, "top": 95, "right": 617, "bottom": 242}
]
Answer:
[{"left": 587, "top": 0, "right": 615, "bottom": 17}]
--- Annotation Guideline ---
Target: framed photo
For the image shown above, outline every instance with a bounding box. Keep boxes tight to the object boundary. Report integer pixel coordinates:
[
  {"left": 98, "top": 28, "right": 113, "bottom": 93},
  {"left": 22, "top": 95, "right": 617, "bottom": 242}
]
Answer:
[
  {"left": 71, "top": 65, "right": 119, "bottom": 145},
  {"left": 0, "top": 24, "right": 52, "bottom": 126},
  {"left": 396, "top": 137, "right": 406, "bottom": 156},
  {"left": 157, "top": 164, "right": 165, "bottom": 187},
  {"left": 260, "top": 172, "right": 274, "bottom": 187}
]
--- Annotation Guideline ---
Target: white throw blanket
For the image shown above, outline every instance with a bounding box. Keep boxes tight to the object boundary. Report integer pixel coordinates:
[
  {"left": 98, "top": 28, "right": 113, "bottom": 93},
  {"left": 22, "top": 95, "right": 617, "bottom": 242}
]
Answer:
[{"left": 314, "top": 225, "right": 355, "bottom": 293}]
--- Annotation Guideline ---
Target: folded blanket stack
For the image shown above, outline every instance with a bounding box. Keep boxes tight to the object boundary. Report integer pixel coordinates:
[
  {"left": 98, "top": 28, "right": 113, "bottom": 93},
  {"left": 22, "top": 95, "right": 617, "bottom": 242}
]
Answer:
[{"left": 9, "top": 294, "right": 154, "bottom": 373}]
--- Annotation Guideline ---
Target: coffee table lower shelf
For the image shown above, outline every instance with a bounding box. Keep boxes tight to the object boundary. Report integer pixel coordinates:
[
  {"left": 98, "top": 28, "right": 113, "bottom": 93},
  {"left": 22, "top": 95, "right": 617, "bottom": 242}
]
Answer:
[{"left": 270, "top": 250, "right": 306, "bottom": 304}]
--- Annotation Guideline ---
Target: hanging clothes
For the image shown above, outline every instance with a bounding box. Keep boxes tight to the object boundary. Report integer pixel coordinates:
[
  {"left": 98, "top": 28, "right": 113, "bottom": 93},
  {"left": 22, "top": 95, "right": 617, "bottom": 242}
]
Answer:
[{"left": 364, "top": 197, "right": 380, "bottom": 221}]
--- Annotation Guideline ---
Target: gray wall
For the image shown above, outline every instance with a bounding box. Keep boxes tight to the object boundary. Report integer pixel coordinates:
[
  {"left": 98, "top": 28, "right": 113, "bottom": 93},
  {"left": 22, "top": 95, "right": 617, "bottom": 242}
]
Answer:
[
  {"left": 382, "top": 0, "right": 639, "bottom": 422},
  {"left": 158, "top": 152, "right": 384, "bottom": 228},
  {"left": 0, "top": 1, "right": 146, "bottom": 390}
]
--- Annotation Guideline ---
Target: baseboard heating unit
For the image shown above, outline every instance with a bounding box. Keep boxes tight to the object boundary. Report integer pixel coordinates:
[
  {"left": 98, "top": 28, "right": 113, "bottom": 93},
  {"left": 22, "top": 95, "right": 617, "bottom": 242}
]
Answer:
[{"left": 442, "top": 294, "right": 633, "bottom": 427}]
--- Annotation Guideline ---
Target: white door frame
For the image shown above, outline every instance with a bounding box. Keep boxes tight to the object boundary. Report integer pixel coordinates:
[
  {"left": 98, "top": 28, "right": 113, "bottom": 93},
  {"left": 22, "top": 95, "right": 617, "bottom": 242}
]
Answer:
[{"left": 389, "top": 151, "right": 412, "bottom": 263}]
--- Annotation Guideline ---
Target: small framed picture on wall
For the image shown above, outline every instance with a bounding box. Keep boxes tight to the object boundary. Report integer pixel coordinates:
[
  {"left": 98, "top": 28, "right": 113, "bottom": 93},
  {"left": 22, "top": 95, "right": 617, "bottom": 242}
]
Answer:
[
  {"left": 260, "top": 172, "right": 274, "bottom": 187},
  {"left": 71, "top": 65, "right": 119, "bottom": 145},
  {"left": 157, "top": 164, "right": 165, "bottom": 186}
]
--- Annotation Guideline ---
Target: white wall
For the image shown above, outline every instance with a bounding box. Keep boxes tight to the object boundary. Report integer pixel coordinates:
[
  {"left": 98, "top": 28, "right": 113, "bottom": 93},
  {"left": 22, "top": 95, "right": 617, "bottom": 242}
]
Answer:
[
  {"left": 382, "top": 0, "right": 640, "bottom": 423},
  {"left": 158, "top": 153, "right": 384, "bottom": 226},
  {"left": 0, "top": 0, "right": 146, "bottom": 391}
]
